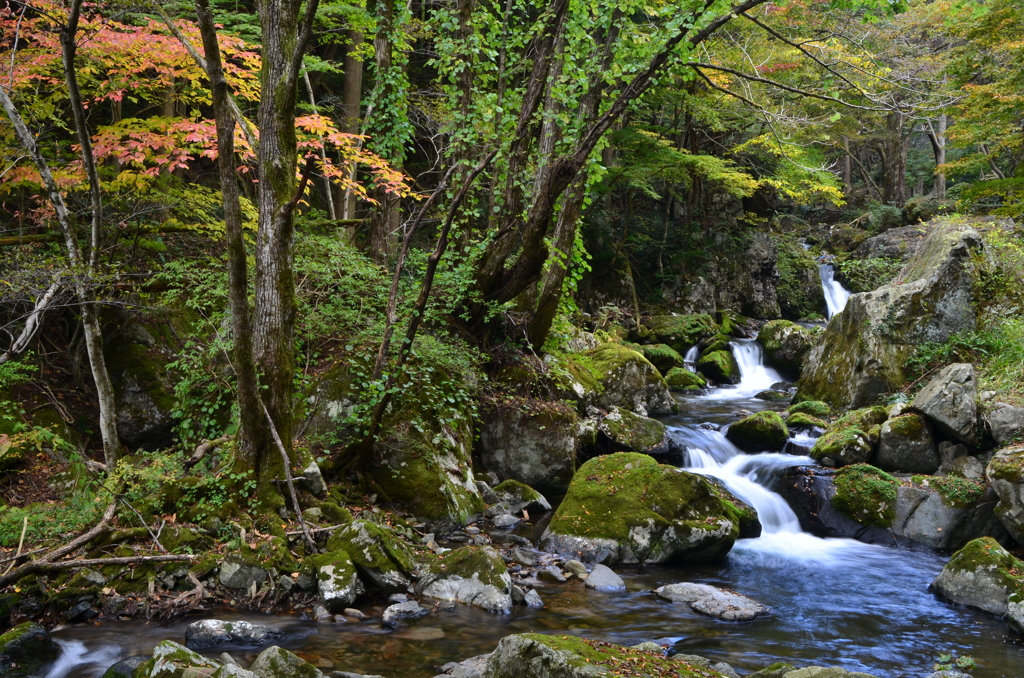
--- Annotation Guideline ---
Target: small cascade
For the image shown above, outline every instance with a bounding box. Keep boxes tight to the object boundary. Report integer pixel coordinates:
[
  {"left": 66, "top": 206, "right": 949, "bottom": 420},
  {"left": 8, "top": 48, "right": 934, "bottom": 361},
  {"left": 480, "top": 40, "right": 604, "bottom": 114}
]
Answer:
[
  {"left": 701, "top": 339, "right": 783, "bottom": 399},
  {"left": 44, "top": 639, "right": 121, "bottom": 678},
  {"left": 683, "top": 345, "right": 699, "bottom": 372},
  {"left": 818, "top": 263, "right": 851, "bottom": 319}
]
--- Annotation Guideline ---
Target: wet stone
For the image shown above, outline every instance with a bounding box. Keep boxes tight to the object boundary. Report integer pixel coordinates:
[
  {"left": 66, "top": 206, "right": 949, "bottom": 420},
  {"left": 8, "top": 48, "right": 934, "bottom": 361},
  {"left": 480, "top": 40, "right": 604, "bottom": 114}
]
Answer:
[
  {"left": 492, "top": 514, "right": 519, "bottom": 529},
  {"left": 537, "top": 566, "right": 566, "bottom": 582},
  {"left": 584, "top": 564, "right": 625, "bottom": 591},
  {"left": 655, "top": 582, "right": 771, "bottom": 621},
  {"left": 382, "top": 601, "right": 429, "bottom": 629},
  {"left": 185, "top": 619, "right": 285, "bottom": 650}
]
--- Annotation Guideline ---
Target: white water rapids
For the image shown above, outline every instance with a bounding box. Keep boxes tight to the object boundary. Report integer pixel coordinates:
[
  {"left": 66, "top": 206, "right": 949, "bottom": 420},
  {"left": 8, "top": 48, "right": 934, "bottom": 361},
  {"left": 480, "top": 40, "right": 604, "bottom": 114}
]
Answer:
[
  {"left": 818, "top": 263, "right": 851, "bottom": 320},
  {"left": 696, "top": 338, "right": 784, "bottom": 400}
]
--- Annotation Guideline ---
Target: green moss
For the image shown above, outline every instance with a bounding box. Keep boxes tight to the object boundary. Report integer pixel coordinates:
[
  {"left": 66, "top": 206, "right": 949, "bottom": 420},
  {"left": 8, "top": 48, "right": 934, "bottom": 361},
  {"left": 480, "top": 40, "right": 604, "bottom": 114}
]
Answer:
[
  {"left": 430, "top": 546, "right": 509, "bottom": 590},
  {"left": 326, "top": 519, "right": 414, "bottom": 588},
  {"left": 831, "top": 464, "right": 898, "bottom": 527},
  {"left": 492, "top": 479, "right": 543, "bottom": 503},
  {"left": 774, "top": 233, "right": 824, "bottom": 319},
  {"left": 515, "top": 634, "right": 724, "bottom": 678},
  {"left": 913, "top": 475, "right": 986, "bottom": 509},
  {"left": 988, "top": 446, "right": 1024, "bottom": 484},
  {"left": 642, "top": 314, "right": 720, "bottom": 353},
  {"left": 700, "top": 334, "right": 732, "bottom": 356},
  {"left": 664, "top": 368, "right": 706, "bottom": 391},
  {"left": 945, "top": 537, "right": 1024, "bottom": 592},
  {"left": 307, "top": 548, "right": 358, "bottom": 586},
  {"left": 835, "top": 257, "right": 903, "bottom": 293},
  {"left": 599, "top": 408, "right": 667, "bottom": 453},
  {"left": 749, "top": 663, "right": 798, "bottom": 678},
  {"left": 696, "top": 350, "right": 739, "bottom": 384},
  {"left": 836, "top": 406, "right": 889, "bottom": 430},
  {"left": 789, "top": 400, "right": 831, "bottom": 418},
  {"left": 641, "top": 344, "right": 684, "bottom": 374},
  {"left": 758, "top": 320, "right": 797, "bottom": 354},
  {"left": 726, "top": 411, "right": 789, "bottom": 451},
  {"left": 887, "top": 413, "right": 925, "bottom": 437},
  {"left": 785, "top": 412, "right": 828, "bottom": 429}
]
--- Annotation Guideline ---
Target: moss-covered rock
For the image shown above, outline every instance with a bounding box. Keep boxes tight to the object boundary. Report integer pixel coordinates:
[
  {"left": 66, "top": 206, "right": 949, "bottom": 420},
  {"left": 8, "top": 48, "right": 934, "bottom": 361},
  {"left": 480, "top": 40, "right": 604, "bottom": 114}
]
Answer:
[
  {"left": 540, "top": 453, "right": 745, "bottom": 565},
  {"left": 725, "top": 411, "right": 789, "bottom": 452},
  {"left": 308, "top": 549, "right": 364, "bottom": 612},
  {"left": 789, "top": 400, "right": 832, "bottom": 418},
  {"left": 134, "top": 640, "right": 221, "bottom": 678},
  {"left": 929, "top": 537, "right": 1024, "bottom": 616},
  {"left": 484, "top": 633, "right": 728, "bottom": 678},
  {"left": 597, "top": 407, "right": 672, "bottom": 456},
  {"left": 875, "top": 413, "right": 938, "bottom": 474},
  {"left": 797, "top": 221, "right": 985, "bottom": 409},
  {"left": 569, "top": 343, "right": 675, "bottom": 415},
  {"left": 696, "top": 350, "right": 740, "bottom": 385},
  {"left": 987, "top": 444, "right": 1024, "bottom": 545},
  {"left": 491, "top": 479, "right": 551, "bottom": 514},
  {"left": 785, "top": 412, "right": 828, "bottom": 429},
  {"left": 700, "top": 333, "right": 732, "bottom": 356},
  {"left": 479, "top": 400, "right": 578, "bottom": 494},
  {"left": 810, "top": 407, "right": 887, "bottom": 466},
  {"left": 641, "top": 344, "right": 684, "bottom": 374},
  {"left": 419, "top": 546, "right": 512, "bottom": 613},
  {"left": 774, "top": 234, "right": 826, "bottom": 320},
  {"left": 325, "top": 519, "right": 415, "bottom": 593},
  {"left": 640, "top": 315, "right": 720, "bottom": 355},
  {"left": 831, "top": 464, "right": 899, "bottom": 528},
  {"left": 0, "top": 622, "right": 60, "bottom": 678},
  {"left": 249, "top": 645, "right": 322, "bottom": 678},
  {"left": 664, "top": 368, "right": 706, "bottom": 392},
  {"left": 758, "top": 320, "right": 819, "bottom": 379}
]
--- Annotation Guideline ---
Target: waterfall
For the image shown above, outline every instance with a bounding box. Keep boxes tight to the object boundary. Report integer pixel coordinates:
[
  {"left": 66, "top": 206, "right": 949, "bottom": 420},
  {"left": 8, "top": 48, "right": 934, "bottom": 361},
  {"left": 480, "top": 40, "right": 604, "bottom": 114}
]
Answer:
[
  {"left": 700, "top": 339, "right": 783, "bottom": 399},
  {"left": 818, "top": 264, "right": 851, "bottom": 320},
  {"left": 683, "top": 345, "right": 699, "bottom": 372}
]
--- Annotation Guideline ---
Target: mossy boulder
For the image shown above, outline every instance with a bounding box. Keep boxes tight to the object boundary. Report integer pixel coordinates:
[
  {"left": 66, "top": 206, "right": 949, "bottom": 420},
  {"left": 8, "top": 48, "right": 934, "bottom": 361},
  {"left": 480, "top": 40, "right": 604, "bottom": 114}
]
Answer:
[
  {"left": 479, "top": 400, "right": 578, "bottom": 494},
  {"left": 696, "top": 350, "right": 740, "bottom": 385},
  {"left": 419, "top": 546, "right": 512, "bottom": 613},
  {"left": 134, "top": 640, "right": 221, "bottom": 678},
  {"left": 491, "top": 479, "right": 551, "bottom": 514},
  {"left": 797, "top": 222, "right": 985, "bottom": 409},
  {"left": 540, "top": 452, "right": 745, "bottom": 565},
  {"left": 810, "top": 407, "right": 887, "bottom": 467},
  {"left": 640, "top": 314, "right": 720, "bottom": 355},
  {"left": 664, "top": 368, "right": 706, "bottom": 392},
  {"left": 0, "top": 622, "right": 60, "bottom": 678},
  {"left": 641, "top": 344, "right": 684, "bottom": 374},
  {"left": 725, "top": 411, "right": 789, "bottom": 452},
  {"left": 875, "top": 413, "right": 938, "bottom": 474},
  {"left": 700, "top": 333, "right": 732, "bottom": 356},
  {"left": 569, "top": 343, "right": 675, "bottom": 416},
  {"left": 830, "top": 464, "right": 899, "bottom": 528},
  {"left": 785, "top": 412, "right": 828, "bottom": 430},
  {"left": 308, "top": 549, "right": 364, "bottom": 612},
  {"left": 484, "top": 633, "right": 729, "bottom": 678},
  {"left": 596, "top": 407, "right": 672, "bottom": 456},
  {"left": 789, "top": 401, "right": 831, "bottom": 418},
  {"left": 758, "top": 320, "right": 818, "bottom": 379},
  {"left": 249, "top": 645, "right": 322, "bottom": 678},
  {"left": 326, "top": 519, "right": 415, "bottom": 593},
  {"left": 929, "top": 537, "right": 1024, "bottom": 616},
  {"left": 986, "top": 444, "right": 1024, "bottom": 545}
]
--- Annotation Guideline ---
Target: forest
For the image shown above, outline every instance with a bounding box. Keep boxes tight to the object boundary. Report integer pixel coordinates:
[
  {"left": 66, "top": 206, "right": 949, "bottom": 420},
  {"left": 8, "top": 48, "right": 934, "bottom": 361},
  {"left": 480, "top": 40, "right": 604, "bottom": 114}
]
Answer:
[{"left": 1, "top": 0, "right": 1023, "bottom": 676}]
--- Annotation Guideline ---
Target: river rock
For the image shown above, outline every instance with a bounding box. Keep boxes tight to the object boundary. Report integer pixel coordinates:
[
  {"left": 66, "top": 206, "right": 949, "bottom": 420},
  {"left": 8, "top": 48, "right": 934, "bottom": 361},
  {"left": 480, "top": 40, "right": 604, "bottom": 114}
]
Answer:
[
  {"left": 783, "top": 669, "right": 879, "bottom": 678},
  {"left": 654, "top": 582, "right": 770, "bottom": 621},
  {"left": 640, "top": 314, "right": 720, "bottom": 355},
  {"left": 596, "top": 407, "right": 674, "bottom": 456},
  {"left": 326, "top": 520, "right": 415, "bottom": 593},
  {"left": 986, "top": 403, "right": 1024, "bottom": 446},
  {"left": 219, "top": 555, "right": 269, "bottom": 590},
  {"left": 1009, "top": 596, "right": 1024, "bottom": 634},
  {"left": 102, "top": 656, "right": 150, "bottom": 678},
  {"left": 310, "top": 550, "right": 365, "bottom": 612},
  {"left": 797, "top": 223, "right": 985, "bottom": 410},
  {"left": 726, "top": 411, "right": 789, "bottom": 452},
  {"left": 134, "top": 640, "right": 221, "bottom": 678},
  {"left": 986, "top": 445, "right": 1024, "bottom": 545},
  {"left": 758, "top": 320, "right": 817, "bottom": 379},
  {"left": 810, "top": 407, "right": 886, "bottom": 467},
  {"left": 874, "top": 413, "right": 938, "bottom": 474},
  {"left": 584, "top": 564, "right": 625, "bottom": 591},
  {"left": 642, "top": 344, "right": 685, "bottom": 374},
  {"left": 479, "top": 404, "right": 579, "bottom": 494},
  {"left": 573, "top": 343, "right": 675, "bottom": 416},
  {"left": 489, "top": 480, "right": 550, "bottom": 516},
  {"left": 664, "top": 367, "right": 707, "bottom": 392},
  {"left": 911, "top": 363, "right": 979, "bottom": 446},
  {"left": 696, "top": 349, "right": 740, "bottom": 385},
  {"left": 540, "top": 452, "right": 747, "bottom": 565},
  {"left": 419, "top": 546, "right": 513, "bottom": 613},
  {"left": 747, "top": 663, "right": 796, "bottom": 678},
  {"left": 929, "top": 537, "right": 1024, "bottom": 615},
  {"left": 250, "top": 645, "right": 323, "bottom": 678},
  {"left": 214, "top": 666, "right": 259, "bottom": 678},
  {"left": 381, "top": 601, "right": 429, "bottom": 629},
  {"left": 185, "top": 619, "right": 284, "bottom": 650},
  {"left": 0, "top": 622, "right": 61, "bottom": 678}
]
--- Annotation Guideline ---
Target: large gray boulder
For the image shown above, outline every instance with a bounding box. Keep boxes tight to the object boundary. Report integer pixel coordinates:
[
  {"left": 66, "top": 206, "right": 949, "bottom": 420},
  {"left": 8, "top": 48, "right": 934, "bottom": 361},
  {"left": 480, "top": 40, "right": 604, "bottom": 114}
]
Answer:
[
  {"left": 540, "top": 453, "right": 748, "bottom": 565},
  {"left": 479, "top": 404, "right": 579, "bottom": 494},
  {"left": 874, "top": 413, "right": 939, "bottom": 474},
  {"left": 250, "top": 645, "right": 323, "bottom": 678},
  {"left": 219, "top": 555, "right": 269, "bottom": 590},
  {"left": 986, "top": 445, "right": 1024, "bottom": 544},
  {"left": 564, "top": 344, "right": 675, "bottom": 416},
  {"left": 419, "top": 547, "right": 513, "bottom": 613},
  {"left": 986, "top": 403, "right": 1024, "bottom": 446},
  {"left": 584, "top": 564, "right": 625, "bottom": 591},
  {"left": 325, "top": 520, "right": 415, "bottom": 593},
  {"left": 133, "top": 641, "right": 221, "bottom": 678},
  {"left": 654, "top": 582, "right": 770, "bottom": 621},
  {"left": 797, "top": 224, "right": 984, "bottom": 409},
  {"left": 184, "top": 619, "right": 283, "bottom": 650},
  {"left": 911, "top": 364, "right": 979, "bottom": 446},
  {"left": 929, "top": 537, "right": 1024, "bottom": 615},
  {"left": 0, "top": 622, "right": 61, "bottom": 678}
]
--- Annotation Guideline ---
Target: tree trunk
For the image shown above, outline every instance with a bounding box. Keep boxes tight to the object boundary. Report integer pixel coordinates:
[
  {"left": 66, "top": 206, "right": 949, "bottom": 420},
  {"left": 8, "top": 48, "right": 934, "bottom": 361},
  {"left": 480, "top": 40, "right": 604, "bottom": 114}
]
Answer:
[
  {"left": 194, "top": 0, "right": 266, "bottom": 481},
  {"left": 879, "top": 112, "right": 909, "bottom": 206},
  {"left": 339, "top": 27, "right": 364, "bottom": 229},
  {"left": 367, "top": 0, "right": 403, "bottom": 264},
  {"left": 926, "top": 113, "right": 947, "bottom": 199}
]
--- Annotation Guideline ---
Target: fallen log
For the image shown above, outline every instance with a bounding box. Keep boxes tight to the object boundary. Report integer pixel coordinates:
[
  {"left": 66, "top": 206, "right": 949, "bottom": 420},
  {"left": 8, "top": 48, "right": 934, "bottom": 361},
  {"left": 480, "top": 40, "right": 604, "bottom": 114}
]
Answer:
[{"left": 0, "top": 554, "right": 194, "bottom": 588}]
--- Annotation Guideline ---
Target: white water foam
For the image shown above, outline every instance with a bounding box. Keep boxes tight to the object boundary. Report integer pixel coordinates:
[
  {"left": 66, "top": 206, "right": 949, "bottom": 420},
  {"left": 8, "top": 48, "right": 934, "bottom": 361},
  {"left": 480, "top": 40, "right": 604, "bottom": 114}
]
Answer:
[
  {"left": 818, "top": 263, "right": 851, "bottom": 320},
  {"left": 683, "top": 345, "right": 699, "bottom": 372},
  {"left": 698, "top": 339, "right": 783, "bottom": 400},
  {"left": 45, "top": 639, "right": 122, "bottom": 678}
]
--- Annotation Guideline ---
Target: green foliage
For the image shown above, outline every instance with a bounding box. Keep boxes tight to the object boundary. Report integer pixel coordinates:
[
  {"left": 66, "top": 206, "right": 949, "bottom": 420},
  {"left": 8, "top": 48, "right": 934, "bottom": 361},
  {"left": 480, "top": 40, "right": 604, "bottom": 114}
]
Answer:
[
  {"left": 773, "top": 234, "right": 823, "bottom": 318},
  {"left": 867, "top": 203, "right": 903, "bottom": 232},
  {"left": 831, "top": 464, "right": 898, "bottom": 527},
  {"left": 934, "top": 653, "right": 976, "bottom": 673},
  {"left": 835, "top": 257, "right": 903, "bottom": 293},
  {"left": 0, "top": 489, "right": 105, "bottom": 547}
]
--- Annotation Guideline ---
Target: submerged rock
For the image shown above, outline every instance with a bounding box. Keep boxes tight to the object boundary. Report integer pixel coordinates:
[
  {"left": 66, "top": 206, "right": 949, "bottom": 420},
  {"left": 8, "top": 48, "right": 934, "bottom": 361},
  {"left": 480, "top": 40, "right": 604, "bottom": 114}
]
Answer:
[
  {"left": 930, "top": 537, "right": 1024, "bottom": 616},
  {"left": 798, "top": 223, "right": 985, "bottom": 409},
  {"left": 419, "top": 546, "right": 513, "bottom": 613},
  {"left": 540, "top": 452, "right": 746, "bottom": 565},
  {"left": 185, "top": 620, "right": 284, "bottom": 650},
  {"left": 726, "top": 411, "right": 789, "bottom": 452},
  {"left": 654, "top": 582, "right": 770, "bottom": 621},
  {"left": 0, "top": 622, "right": 61, "bottom": 678},
  {"left": 911, "top": 363, "right": 979, "bottom": 447}
]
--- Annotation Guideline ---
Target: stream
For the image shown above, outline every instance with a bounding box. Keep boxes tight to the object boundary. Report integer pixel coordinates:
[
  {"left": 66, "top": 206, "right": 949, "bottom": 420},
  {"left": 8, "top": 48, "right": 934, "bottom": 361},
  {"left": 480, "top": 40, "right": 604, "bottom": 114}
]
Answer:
[{"left": 41, "top": 344, "right": 1024, "bottom": 678}]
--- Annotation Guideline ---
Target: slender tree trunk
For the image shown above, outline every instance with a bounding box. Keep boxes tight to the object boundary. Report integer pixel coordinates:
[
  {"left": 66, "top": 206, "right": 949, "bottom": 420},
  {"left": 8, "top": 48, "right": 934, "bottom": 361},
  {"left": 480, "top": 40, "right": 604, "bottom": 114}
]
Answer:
[
  {"left": 842, "top": 137, "right": 853, "bottom": 196},
  {"left": 367, "top": 0, "right": 401, "bottom": 264},
  {"left": 301, "top": 68, "right": 336, "bottom": 220},
  {"left": 339, "top": 28, "right": 364, "bottom": 228},
  {"left": 194, "top": 0, "right": 266, "bottom": 479},
  {"left": 59, "top": 0, "right": 120, "bottom": 470},
  {"left": 880, "top": 112, "right": 909, "bottom": 206}
]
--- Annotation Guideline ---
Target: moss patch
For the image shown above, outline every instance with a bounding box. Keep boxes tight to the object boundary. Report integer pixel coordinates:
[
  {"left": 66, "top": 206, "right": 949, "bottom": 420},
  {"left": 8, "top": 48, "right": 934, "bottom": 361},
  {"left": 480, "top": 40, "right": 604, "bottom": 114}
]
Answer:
[
  {"left": 988, "top": 445, "right": 1024, "bottom": 484},
  {"left": 945, "top": 537, "right": 1024, "bottom": 591},
  {"left": 887, "top": 413, "right": 925, "bottom": 437},
  {"left": 642, "top": 344, "right": 684, "bottom": 374},
  {"left": 430, "top": 546, "right": 509, "bottom": 590},
  {"left": 789, "top": 400, "right": 831, "bottom": 418},
  {"left": 726, "top": 411, "right": 789, "bottom": 452},
  {"left": 696, "top": 350, "right": 739, "bottom": 384},
  {"left": 912, "top": 475, "right": 986, "bottom": 509},
  {"left": 599, "top": 408, "right": 667, "bottom": 453},
  {"left": 664, "top": 368, "right": 706, "bottom": 392},
  {"left": 515, "top": 634, "right": 726, "bottom": 678},
  {"left": 785, "top": 412, "right": 828, "bottom": 429},
  {"left": 831, "top": 464, "right": 898, "bottom": 527},
  {"left": 642, "top": 315, "right": 720, "bottom": 354}
]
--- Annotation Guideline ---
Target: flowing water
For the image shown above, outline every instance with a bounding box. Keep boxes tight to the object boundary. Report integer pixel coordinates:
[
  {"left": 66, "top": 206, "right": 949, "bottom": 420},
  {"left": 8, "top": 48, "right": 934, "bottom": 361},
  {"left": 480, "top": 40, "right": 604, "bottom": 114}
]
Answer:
[
  {"left": 819, "top": 264, "right": 851, "bottom": 320},
  {"left": 39, "top": 342, "right": 1024, "bottom": 678}
]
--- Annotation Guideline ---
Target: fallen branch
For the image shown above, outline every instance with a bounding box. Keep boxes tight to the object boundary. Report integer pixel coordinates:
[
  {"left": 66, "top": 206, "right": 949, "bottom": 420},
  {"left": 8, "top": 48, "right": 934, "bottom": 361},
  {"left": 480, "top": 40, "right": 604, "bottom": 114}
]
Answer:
[
  {"left": 182, "top": 435, "right": 233, "bottom": 472},
  {"left": 263, "top": 402, "right": 317, "bottom": 555},
  {"left": 0, "top": 278, "right": 61, "bottom": 366},
  {"left": 284, "top": 523, "right": 347, "bottom": 536},
  {"left": 0, "top": 554, "right": 192, "bottom": 588}
]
